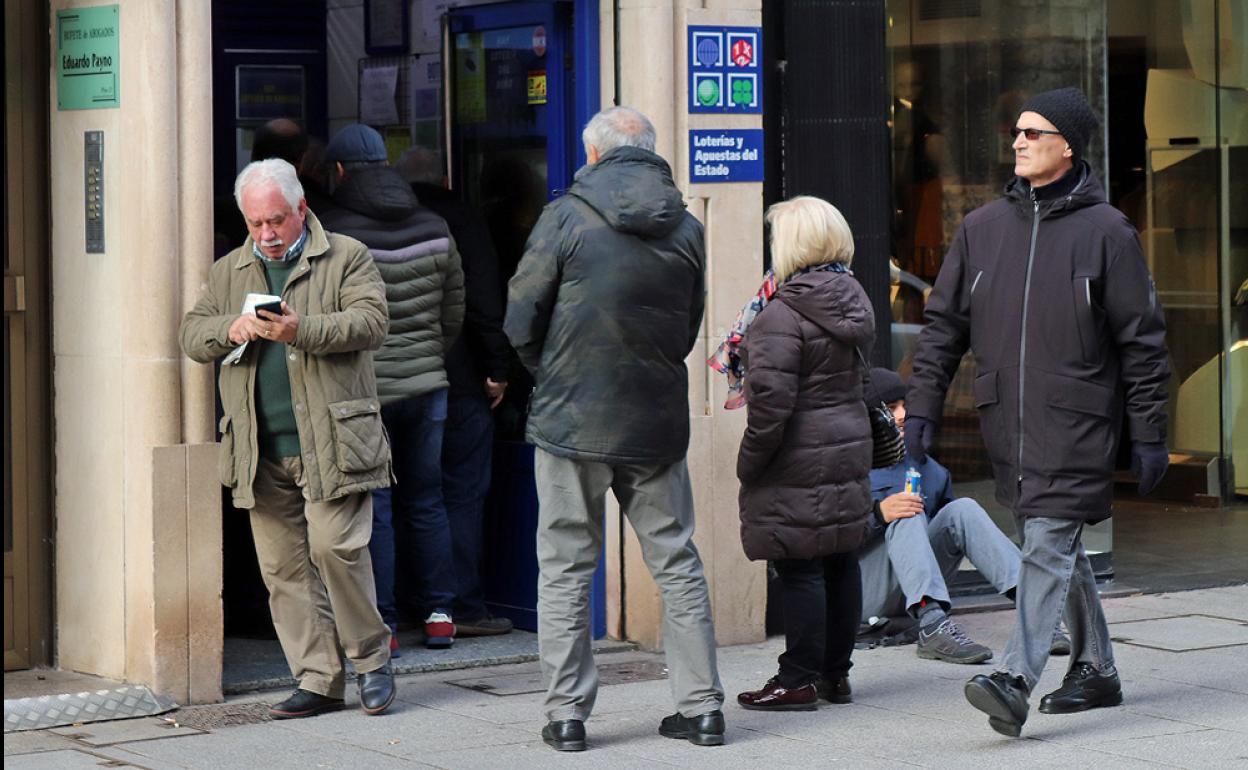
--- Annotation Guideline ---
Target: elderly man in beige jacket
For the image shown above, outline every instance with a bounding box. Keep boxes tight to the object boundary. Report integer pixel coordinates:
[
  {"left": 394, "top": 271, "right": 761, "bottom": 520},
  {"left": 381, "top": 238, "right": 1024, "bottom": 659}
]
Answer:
[{"left": 180, "top": 158, "right": 395, "bottom": 720}]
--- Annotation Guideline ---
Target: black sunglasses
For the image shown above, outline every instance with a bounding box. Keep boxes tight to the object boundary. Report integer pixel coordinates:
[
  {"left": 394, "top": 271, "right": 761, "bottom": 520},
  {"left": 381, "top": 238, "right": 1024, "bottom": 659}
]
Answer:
[{"left": 1010, "top": 126, "right": 1063, "bottom": 141}]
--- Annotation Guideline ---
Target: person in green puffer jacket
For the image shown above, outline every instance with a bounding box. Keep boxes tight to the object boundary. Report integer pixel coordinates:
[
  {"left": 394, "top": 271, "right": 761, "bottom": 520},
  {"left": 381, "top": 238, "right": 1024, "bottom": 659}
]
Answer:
[{"left": 318, "top": 124, "right": 465, "bottom": 655}]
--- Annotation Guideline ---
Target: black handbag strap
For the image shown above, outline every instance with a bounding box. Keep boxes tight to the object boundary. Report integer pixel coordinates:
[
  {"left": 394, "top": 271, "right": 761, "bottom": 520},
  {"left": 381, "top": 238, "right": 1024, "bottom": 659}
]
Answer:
[{"left": 855, "top": 347, "right": 885, "bottom": 407}]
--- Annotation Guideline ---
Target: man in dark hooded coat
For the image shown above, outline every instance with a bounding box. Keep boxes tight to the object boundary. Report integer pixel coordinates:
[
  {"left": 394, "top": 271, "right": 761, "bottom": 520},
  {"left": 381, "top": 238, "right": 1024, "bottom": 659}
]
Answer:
[
  {"left": 904, "top": 87, "right": 1170, "bottom": 737},
  {"left": 506, "top": 106, "right": 724, "bottom": 752}
]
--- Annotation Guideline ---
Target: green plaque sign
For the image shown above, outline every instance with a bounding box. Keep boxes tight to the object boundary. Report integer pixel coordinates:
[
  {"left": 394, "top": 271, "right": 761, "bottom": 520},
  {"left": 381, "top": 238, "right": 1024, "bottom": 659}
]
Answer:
[{"left": 56, "top": 5, "right": 120, "bottom": 110}]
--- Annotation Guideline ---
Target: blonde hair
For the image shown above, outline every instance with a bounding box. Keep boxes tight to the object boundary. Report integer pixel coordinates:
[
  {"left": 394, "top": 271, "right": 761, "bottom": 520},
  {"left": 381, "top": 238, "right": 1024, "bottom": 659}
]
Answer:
[{"left": 766, "top": 196, "right": 855, "bottom": 283}]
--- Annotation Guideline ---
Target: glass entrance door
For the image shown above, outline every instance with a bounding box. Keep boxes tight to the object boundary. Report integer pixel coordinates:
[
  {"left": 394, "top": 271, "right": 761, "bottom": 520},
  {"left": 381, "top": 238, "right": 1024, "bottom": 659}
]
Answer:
[{"left": 447, "top": 1, "right": 606, "bottom": 636}]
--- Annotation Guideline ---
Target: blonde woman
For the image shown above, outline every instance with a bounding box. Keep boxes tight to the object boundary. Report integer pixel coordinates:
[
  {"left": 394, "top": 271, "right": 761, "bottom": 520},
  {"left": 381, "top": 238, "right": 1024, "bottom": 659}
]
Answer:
[{"left": 734, "top": 196, "right": 876, "bottom": 710}]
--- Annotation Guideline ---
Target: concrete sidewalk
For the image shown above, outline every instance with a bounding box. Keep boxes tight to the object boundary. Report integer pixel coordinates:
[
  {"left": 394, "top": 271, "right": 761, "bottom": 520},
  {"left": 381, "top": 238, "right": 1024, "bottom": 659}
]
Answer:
[{"left": 6, "top": 585, "right": 1246, "bottom": 769}]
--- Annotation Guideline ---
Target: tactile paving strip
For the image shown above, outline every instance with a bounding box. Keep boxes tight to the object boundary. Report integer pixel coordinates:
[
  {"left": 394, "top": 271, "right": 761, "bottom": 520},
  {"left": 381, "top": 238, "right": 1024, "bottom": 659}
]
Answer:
[{"left": 4, "top": 686, "right": 177, "bottom": 733}]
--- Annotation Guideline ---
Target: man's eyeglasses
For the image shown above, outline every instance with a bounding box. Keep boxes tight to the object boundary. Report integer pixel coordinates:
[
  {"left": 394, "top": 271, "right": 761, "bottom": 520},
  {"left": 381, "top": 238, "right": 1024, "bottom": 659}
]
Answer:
[{"left": 1010, "top": 126, "right": 1063, "bottom": 141}]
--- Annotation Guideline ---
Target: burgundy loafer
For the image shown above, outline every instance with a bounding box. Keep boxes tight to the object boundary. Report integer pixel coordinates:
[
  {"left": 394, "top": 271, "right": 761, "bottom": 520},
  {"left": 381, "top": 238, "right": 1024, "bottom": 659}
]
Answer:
[{"left": 737, "top": 677, "right": 818, "bottom": 711}]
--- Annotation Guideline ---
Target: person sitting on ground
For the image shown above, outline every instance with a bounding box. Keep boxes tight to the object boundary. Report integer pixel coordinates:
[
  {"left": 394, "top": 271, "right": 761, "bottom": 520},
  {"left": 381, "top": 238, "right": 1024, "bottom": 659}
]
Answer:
[{"left": 859, "top": 367, "right": 1070, "bottom": 663}]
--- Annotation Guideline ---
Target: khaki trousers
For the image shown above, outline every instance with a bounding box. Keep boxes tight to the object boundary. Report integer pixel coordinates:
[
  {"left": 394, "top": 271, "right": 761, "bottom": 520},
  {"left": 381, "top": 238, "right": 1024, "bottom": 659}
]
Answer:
[{"left": 249, "top": 456, "right": 391, "bottom": 698}]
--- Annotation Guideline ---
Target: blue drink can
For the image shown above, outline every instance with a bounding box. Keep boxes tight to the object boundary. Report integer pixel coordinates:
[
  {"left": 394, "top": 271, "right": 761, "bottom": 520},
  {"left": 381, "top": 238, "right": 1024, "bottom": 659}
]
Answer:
[{"left": 904, "top": 467, "right": 922, "bottom": 497}]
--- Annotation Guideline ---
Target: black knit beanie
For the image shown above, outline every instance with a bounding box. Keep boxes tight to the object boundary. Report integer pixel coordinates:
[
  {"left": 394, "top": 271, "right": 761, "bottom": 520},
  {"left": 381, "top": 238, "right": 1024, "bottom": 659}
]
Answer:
[
  {"left": 868, "top": 368, "right": 907, "bottom": 405},
  {"left": 1019, "top": 87, "right": 1098, "bottom": 162}
]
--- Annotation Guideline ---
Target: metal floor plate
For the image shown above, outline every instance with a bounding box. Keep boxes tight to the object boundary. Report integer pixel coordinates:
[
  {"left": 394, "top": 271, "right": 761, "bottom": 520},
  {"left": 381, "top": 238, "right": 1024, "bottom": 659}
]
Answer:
[
  {"left": 4, "top": 686, "right": 177, "bottom": 733},
  {"left": 447, "top": 659, "right": 669, "bottom": 697},
  {"left": 1109, "top": 614, "right": 1248, "bottom": 652}
]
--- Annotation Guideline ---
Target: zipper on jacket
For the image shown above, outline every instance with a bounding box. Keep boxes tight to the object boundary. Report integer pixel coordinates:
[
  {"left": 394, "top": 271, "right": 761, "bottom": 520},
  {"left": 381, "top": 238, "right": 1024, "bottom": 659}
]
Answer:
[
  {"left": 1084, "top": 277, "right": 1092, "bottom": 308},
  {"left": 1017, "top": 196, "right": 1041, "bottom": 489},
  {"left": 971, "top": 270, "right": 984, "bottom": 297}
]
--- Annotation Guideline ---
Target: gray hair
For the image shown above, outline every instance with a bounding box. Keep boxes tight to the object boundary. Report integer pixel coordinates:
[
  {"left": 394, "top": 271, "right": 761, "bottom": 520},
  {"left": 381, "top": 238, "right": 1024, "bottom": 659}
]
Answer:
[
  {"left": 234, "top": 158, "right": 304, "bottom": 213},
  {"left": 581, "top": 106, "right": 656, "bottom": 156}
]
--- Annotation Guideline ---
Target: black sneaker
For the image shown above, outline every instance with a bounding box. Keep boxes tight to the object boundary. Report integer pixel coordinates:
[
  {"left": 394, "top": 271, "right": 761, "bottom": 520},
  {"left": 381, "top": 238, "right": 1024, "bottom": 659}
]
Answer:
[
  {"left": 1050, "top": 628, "right": 1072, "bottom": 656},
  {"left": 917, "top": 617, "right": 993, "bottom": 664},
  {"left": 965, "top": 672, "right": 1030, "bottom": 737},
  {"left": 1039, "top": 663, "right": 1122, "bottom": 714},
  {"left": 658, "top": 710, "right": 725, "bottom": 746},
  {"left": 269, "top": 689, "right": 345, "bottom": 720}
]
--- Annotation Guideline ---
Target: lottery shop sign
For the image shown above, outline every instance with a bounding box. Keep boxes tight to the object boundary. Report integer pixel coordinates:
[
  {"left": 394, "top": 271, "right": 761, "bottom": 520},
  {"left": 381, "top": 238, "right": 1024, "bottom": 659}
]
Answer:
[{"left": 688, "top": 25, "right": 761, "bottom": 114}]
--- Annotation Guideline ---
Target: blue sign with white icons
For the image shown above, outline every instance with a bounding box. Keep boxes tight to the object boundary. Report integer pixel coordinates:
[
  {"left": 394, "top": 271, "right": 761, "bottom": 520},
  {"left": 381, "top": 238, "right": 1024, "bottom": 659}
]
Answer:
[
  {"left": 689, "top": 129, "right": 764, "bottom": 183},
  {"left": 688, "top": 25, "right": 762, "bottom": 114}
]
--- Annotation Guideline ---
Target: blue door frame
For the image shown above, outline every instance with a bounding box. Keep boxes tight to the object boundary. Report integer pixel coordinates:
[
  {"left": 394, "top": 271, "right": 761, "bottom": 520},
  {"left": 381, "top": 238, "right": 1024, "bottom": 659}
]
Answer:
[{"left": 448, "top": 0, "right": 606, "bottom": 639}]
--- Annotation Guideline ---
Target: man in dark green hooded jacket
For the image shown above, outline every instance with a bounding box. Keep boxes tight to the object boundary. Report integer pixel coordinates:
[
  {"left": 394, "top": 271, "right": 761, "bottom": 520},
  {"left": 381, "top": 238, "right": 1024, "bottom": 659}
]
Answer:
[{"left": 506, "top": 107, "right": 725, "bottom": 752}]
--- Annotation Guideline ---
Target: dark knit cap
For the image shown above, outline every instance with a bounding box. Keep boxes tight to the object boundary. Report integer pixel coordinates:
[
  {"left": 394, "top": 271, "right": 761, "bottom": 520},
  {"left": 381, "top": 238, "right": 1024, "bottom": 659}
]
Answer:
[
  {"left": 868, "top": 368, "right": 907, "bottom": 405},
  {"left": 1019, "top": 87, "right": 1098, "bottom": 162},
  {"left": 326, "top": 123, "right": 388, "bottom": 164}
]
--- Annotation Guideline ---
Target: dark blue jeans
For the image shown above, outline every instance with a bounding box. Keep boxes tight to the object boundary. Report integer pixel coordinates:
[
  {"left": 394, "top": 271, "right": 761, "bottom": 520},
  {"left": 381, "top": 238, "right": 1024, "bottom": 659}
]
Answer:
[
  {"left": 369, "top": 388, "right": 454, "bottom": 626},
  {"left": 442, "top": 391, "right": 494, "bottom": 622}
]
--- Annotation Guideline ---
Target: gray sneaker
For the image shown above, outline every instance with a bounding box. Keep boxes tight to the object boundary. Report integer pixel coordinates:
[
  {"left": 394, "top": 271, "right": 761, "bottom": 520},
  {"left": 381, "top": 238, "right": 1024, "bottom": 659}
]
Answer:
[{"left": 917, "top": 617, "right": 993, "bottom": 664}]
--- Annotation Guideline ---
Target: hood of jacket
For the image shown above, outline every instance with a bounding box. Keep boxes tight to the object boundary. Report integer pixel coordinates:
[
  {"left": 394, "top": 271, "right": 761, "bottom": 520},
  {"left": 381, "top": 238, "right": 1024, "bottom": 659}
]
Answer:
[
  {"left": 568, "top": 146, "right": 687, "bottom": 238},
  {"left": 331, "top": 164, "right": 419, "bottom": 222},
  {"left": 1003, "top": 160, "right": 1107, "bottom": 220},
  {"left": 775, "top": 269, "right": 876, "bottom": 347}
]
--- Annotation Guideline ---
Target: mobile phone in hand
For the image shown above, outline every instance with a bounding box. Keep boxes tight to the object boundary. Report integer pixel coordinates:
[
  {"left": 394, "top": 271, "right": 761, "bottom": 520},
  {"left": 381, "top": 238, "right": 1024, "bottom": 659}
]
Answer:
[{"left": 254, "top": 299, "right": 283, "bottom": 317}]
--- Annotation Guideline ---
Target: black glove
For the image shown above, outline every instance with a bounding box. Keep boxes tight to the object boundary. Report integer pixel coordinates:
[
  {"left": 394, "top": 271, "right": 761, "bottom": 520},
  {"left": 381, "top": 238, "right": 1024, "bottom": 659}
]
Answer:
[
  {"left": 904, "top": 415, "right": 937, "bottom": 464},
  {"left": 1131, "top": 441, "right": 1169, "bottom": 495}
]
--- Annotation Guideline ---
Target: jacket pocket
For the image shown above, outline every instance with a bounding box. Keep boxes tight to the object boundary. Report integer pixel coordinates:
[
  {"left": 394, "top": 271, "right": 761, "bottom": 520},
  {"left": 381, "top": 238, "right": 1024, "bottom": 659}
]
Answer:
[
  {"left": 1072, "top": 276, "right": 1098, "bottom": 363},
  {"left": 328, "top": 398, "right": 388, "bottom": 473},
  {"left": 1043, "top": 374, "right": 1115, "bottom": 475},
  {"left": 218, "top": 414, "right": 237, "bottom": 488},
  {"left": 973, "top": 370, "right": 1009, "bottom": 463}
]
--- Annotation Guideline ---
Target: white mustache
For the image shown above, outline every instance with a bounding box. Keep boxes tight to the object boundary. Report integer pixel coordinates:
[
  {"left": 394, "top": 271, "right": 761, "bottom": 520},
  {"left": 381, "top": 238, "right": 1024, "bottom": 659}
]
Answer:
[{"left": 260, "top": 238, "right": 285, "bottom": 249}]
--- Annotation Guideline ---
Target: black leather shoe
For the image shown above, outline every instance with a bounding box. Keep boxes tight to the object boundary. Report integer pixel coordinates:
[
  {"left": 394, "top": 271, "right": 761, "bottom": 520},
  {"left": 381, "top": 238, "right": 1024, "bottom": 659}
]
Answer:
[
  {"left": 964, "top": 672, "right": 1030, "bottom": 737},
  {"left": 817, "top": 675, "right": 852, "bottom": 704},
  {"left": 658, "top": 710, "right": 725, "bottom": 746},
  {"left": 358, "top": 662, "right": 396, "bottom": 715},
  {"left": 269, "top": 689, "right": 345, "bottom": 720},
  {"left": 1039, "top": 663, "right": 1123, "bottom": 714},
  {"left": 541, "top": 719, "right": 586, "bottom": 752}
]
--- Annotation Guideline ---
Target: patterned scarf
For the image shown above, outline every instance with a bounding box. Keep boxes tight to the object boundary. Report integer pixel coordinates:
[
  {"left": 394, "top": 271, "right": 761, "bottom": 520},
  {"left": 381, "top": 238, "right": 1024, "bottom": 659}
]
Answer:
[{"left": 708, "top": 262, "right": 846, "bottom": 409}]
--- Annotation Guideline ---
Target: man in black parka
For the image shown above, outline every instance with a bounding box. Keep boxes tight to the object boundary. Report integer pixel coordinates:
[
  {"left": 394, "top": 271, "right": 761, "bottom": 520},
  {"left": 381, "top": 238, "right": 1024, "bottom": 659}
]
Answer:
[{"left": 903, "top": 88, "right": 1170, "bottom": 737}]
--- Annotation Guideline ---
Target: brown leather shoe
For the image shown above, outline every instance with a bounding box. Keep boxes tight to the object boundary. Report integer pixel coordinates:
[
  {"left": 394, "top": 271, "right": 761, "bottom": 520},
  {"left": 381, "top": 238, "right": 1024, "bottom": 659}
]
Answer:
[{"left": 737, "top": 677, "right": 818, "bottom": 711}]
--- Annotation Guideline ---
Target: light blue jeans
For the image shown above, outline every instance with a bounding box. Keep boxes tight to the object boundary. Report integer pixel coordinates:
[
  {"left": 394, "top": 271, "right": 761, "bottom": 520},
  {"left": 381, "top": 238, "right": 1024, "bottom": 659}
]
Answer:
[{"left": 999, "top": 514, "right": 1115, "bottom": 691}]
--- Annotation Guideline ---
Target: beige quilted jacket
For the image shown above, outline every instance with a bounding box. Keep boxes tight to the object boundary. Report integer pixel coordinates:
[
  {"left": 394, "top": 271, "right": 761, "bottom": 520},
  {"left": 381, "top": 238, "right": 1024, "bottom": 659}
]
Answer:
[{"left": 179, "top": 213, "right": 392, "bottom": 508}]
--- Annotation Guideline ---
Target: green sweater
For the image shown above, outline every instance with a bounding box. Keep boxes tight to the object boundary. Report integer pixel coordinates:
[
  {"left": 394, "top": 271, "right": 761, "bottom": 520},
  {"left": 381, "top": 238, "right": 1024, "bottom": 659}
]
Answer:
[{"left": 255, "top": 259, "right": 300, "bottom": 458}]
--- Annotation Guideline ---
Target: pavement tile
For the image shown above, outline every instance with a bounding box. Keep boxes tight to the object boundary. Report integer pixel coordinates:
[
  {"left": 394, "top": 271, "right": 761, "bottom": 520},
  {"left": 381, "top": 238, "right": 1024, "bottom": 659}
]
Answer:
[
  {"left": 1085, "top": 727, "right": 1248, "bottom": 769},
  {"left": 1120, "top": 677, "right": 1248, "bottom": 732},
  {"left": 2, "top": 748, "right": 141, "bottom": 769},
  {"left": 108, "top": 722, "right": 433, "bottom": 769},
  {"left": 49, "top": 716, "right": 205, "bottom": 745},
  {"left": 275, "top": 702, "right": 532, "bottom": 757},
  {"left": 3, "top": 729, "right": 81, "bottom": 756}
]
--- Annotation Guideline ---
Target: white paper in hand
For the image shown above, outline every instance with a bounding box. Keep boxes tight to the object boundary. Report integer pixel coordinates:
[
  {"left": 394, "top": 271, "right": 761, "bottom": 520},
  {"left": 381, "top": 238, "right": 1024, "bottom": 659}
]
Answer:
[{"left": 223, "top": 292, "right": 283, "bottom": 366}]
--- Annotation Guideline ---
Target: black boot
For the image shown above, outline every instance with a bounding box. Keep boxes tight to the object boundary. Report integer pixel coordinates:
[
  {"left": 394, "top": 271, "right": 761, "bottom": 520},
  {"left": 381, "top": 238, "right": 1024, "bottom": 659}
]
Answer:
[
  {"left": 269, "top": 689, "right": 345, "bottom": 720},
  {"left": 658, "top": 710, "right": 725, "bottom": 746},
  {"left": 964, "top": 672, "right": 1030, "bottom": 737},
  {"left": 358, "top": 662, "right": 396, "bottom": 715},
  {"left": 1039, "top": 663, "right": 1122, "bottom": 714},
  {"left": 541, "top": 719, "right": 586, "bottom": 752}
]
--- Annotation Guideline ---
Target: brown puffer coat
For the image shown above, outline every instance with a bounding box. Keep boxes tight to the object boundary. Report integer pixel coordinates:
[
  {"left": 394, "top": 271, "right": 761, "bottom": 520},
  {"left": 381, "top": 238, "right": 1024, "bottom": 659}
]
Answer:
[{"left": 737, "top": 268, "right": 876, "bottom": 561}]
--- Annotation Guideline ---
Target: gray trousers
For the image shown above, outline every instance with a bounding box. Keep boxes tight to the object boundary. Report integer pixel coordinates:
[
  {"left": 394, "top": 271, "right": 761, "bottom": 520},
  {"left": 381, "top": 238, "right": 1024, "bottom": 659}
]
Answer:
[
  {"left": 534, "top": 449, "right": 724, "bottom": 722},
  {"left": 859, "top": 498, "right": 1021, "bottom": 623},
  {"left": 999, "top": 514, "right": 1115, "bottom": 691}
]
